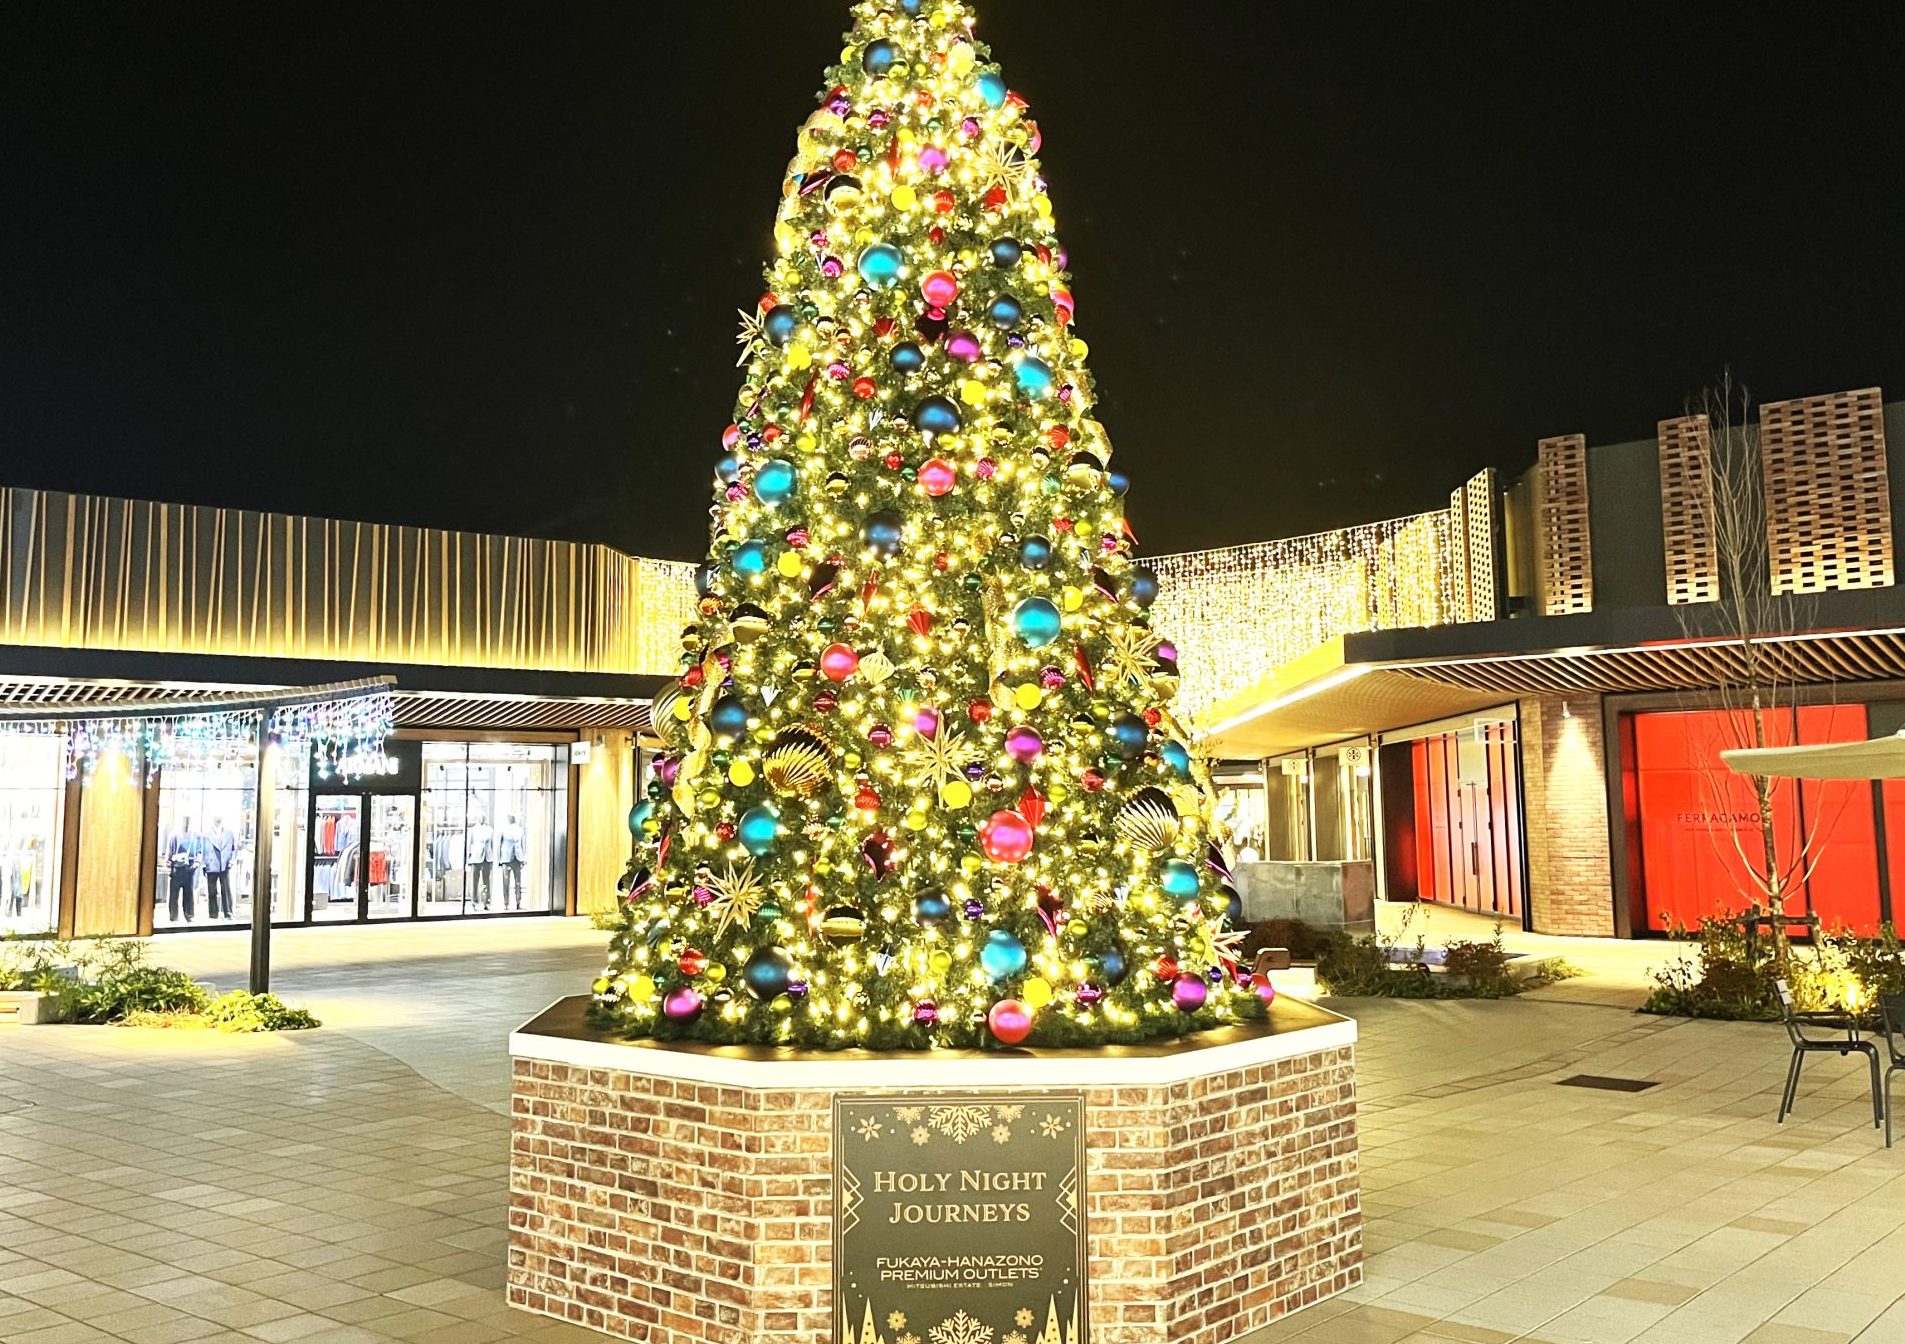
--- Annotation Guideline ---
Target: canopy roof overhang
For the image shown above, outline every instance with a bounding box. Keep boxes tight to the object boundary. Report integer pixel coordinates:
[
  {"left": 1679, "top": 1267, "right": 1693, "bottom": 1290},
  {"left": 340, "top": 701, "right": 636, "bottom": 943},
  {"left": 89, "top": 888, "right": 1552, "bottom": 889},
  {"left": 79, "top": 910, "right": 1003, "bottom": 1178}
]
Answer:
[
  {"left": 1200, "top": 587, "right": 1905, "bottom": 758},
  {"left": 0, "top": 644, "right": 666, "bottom": 733},
  {"left": 1723, "top": 733, "right": 1905, "bottom": 780}
]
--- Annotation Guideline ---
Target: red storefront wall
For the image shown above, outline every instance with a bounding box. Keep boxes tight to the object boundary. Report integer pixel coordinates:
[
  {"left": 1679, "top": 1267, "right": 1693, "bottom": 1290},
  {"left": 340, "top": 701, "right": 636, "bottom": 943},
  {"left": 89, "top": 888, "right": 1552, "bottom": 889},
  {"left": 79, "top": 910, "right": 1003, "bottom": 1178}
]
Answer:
[
  {"left": 1628, "top": 706, "right": 1886, "bottom": 936},
  {"left": 1408, "top": 725, "right": 1524, "bottom": 921}
]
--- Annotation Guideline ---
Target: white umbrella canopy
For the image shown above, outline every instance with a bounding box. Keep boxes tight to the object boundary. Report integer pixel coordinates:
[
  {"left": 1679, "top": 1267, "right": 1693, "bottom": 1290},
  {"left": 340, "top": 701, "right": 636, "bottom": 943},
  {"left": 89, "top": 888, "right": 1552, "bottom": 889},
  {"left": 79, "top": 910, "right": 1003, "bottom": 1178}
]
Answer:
[{"left": 1722, "top": 730, "right": 1905, "bottom": 780}]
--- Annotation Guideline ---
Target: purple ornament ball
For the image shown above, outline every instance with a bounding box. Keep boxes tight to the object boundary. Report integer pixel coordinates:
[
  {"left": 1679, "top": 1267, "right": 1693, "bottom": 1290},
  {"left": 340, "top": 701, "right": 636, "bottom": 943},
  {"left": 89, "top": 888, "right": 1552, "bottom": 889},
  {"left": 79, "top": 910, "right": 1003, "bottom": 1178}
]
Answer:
[
  {"left": 662, "top": 986, "right": 705, "bottom": 1021},
  {"left": 1171, "top": 975, "right": 1209, "bottom": 1012}
]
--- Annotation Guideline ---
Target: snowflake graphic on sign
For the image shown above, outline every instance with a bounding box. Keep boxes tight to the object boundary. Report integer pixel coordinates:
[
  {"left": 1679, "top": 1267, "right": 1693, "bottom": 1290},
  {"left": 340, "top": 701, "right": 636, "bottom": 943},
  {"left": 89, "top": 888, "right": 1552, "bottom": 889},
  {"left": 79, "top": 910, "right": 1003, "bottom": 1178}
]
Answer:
[
  {"left": 929, "top": 1105, "right": 995, "bottom": 1144},
  {"left": 930, "top": 1312, "right": 994, "bottom": 1344}
]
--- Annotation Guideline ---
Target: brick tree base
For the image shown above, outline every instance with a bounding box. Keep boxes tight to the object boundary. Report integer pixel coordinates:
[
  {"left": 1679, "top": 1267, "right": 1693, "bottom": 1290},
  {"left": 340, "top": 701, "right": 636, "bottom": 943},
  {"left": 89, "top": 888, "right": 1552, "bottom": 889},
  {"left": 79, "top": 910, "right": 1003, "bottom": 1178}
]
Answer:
[{"left": 507, "top": 997, "right": 1360, "bottom": 1344}]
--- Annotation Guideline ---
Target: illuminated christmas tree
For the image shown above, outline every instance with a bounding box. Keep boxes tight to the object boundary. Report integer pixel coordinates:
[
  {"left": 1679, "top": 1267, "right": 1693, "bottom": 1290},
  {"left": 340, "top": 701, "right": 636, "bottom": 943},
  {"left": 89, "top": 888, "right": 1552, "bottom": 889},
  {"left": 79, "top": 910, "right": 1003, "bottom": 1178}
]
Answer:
[{"left": 593, "top": 0, "right": 1268, "bottom": 1050}]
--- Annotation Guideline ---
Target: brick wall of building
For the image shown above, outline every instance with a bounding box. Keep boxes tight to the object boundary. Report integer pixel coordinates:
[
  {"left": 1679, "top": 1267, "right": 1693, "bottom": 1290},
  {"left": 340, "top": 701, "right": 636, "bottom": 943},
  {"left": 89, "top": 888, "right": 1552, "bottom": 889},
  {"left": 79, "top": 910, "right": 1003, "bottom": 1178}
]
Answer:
[
  {"left": 508, "top": 1044, "right": 1360, "bottom": 1344},
  {"left": 1519, "top": 695, "right": 1617, "bottom": 936}
]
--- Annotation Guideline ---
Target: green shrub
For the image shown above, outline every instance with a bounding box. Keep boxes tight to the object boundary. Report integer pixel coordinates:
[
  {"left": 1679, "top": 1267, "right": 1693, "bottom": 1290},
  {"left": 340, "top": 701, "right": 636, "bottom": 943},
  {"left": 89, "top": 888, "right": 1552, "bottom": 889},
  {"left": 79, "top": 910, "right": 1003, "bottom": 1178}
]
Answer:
[
  {"left": 1316, "top": 931, "right": 1439, "bottom": 998},
  {"left": 1240, "top": 918, "right": 1330, "bottom": 965},
  {"left": 1442, "top": 926, "right": 1521, "bottom": 998},
  {"left": 1642, "top": 916, "right": 1905, "bottom": 1021},
  {"left": 72, "top": 966, "right": 211, "bottom": 1022},
  {"left": 201, "top": 990, "right": 319, "bottom": 1032}
]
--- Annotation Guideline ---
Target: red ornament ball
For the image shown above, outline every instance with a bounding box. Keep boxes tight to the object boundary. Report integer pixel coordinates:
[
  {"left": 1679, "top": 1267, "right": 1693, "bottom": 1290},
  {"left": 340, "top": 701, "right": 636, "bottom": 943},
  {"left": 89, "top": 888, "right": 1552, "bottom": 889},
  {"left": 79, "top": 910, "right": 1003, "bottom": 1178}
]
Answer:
[
  {"left": 980, "top": 809, "right": 1035, "bottom": 863},
  {"left": 919, "top": 458, "right": 957, "bottom": 497},
  {"left": 920, "top": 270, "right": 960, "bottom": 307},
  {"left": 883, "top": 450, "right": 905, "bottom": 471},
  {"left": 819, "top": 643, "right": 860, "bottom": 682},
  {"left": 715, "top": 821, "right": 737, "bottom": 842},
  {"left": 853, "top": 377, "right": 878, "bottom": 400},
  {"left": 1154, "top": 955, "right": 1180, "bottom": 981},
  {"left": 832, "top": 149, "right": 857, "bottom": 172},
  {"left": 968, "top": 697, "right": 995, "bottom": 724},
  {"left": 987, "top": 998, "right": 1034, "bottom": 1045},
  {"left": 1080, "top": 767, "right": 1106, "bottom": 792},
  {"left": 932, "top": 189, "right": 956, "bottom": 215},
  {"left": 1250, "top": 972, "right": 1278, "bottom": 1005},
  {"left": 678, "top": 948, "right": 707, "bottom": 977}
]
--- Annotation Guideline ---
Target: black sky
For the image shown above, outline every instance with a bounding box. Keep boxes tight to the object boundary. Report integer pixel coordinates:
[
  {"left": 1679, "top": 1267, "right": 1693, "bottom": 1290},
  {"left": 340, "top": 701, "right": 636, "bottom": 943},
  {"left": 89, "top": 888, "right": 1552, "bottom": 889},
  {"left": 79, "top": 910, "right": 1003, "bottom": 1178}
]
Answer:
[{"left": 4, "top": 2, "right": 1902, "bottom": 562}]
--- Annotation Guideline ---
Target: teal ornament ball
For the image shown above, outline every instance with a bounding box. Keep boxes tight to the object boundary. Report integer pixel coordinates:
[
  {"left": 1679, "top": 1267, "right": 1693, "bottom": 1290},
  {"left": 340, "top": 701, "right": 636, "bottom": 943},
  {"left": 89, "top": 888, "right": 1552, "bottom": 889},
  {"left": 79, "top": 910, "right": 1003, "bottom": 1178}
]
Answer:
[
  {"left": 753, "top": 458, "right": 797, "bottom": 505},
  {"left": 861, "top": 510, "right": 906, "bottom": 556},
  {"left": 1129, "top": 566, "right": 1160, "bottom": 607},
  {"left": 980, "top": 928, "right": 1028, "bottom": 981},
  {"left": 1159, "top": 739, "right": 1192, "bottom": 778},
  {"left": 1019, "top": 536, "right": 1052, "bottom": 570},
  {"left": 1014, "top": 356, "right": 1054, "bottom": 399},
  {"left": 863, "top": 39, "right": 901, "bottom": 76},
  {"left": 1096, "top": 944, "right": 1129, "bottom": 985},
  {"left": 762, "top": 305, "right": 799, "bottom": 347},
  {"left": 709, "top": 696, "right": 749, "bottom": 741},
  {"left": 1161, "top": 858, "right": 1201, "bottom": 900},
  {"left": 991, "top": 237, "right": 1023, "bottom": 268},
  {"left": 858, "top": 242, "right": 905, "bottom": 287},
  {"left": 1108, "top": 713, "right": 1149, "bottom": 759},
  {"left": 731, "top": 540, "right": 768, "bottom": 577},
  {"left": 890, "top": 341, "right": 925, "bottom": 373},
  {"left": 1012, "top": 597, "right": 1063, "bottom": 648},
  {"left": 914, "top": 889, "right": 952, "bottom": 926},
  {"left": 913, "top": 395, "right": 962, "bottom": 436},
  {"left": 989, "top": 295, "right": 1024, "bottom": 328},
  {"left": 627, "top": 800, "right": 656, "bottom": 837},
  {"left": 738, "top": 804, "right": 782, "bottom": 856},
  {"left": 742, "top": 946, "right": 796, "bottom": 1001},
  {"left": 977, "top": 70, "right": 1008, "bottom": 108}
]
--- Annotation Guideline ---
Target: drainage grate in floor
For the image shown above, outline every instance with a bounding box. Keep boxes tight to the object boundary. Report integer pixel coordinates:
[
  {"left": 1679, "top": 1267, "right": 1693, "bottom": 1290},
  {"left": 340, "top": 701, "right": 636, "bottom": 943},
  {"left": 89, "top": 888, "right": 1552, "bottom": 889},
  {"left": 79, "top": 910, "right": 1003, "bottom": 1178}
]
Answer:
[{"left": 1557, "top": 1074, "right": 1659, "bottom": 1093}]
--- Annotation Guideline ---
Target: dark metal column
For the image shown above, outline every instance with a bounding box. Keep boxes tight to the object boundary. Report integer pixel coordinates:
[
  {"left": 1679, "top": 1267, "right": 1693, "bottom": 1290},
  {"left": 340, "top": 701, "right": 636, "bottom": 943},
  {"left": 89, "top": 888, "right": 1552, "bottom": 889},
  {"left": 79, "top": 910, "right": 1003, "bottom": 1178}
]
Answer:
[{"left": 250, "top": 711, "right": 276, "bottom": 994}]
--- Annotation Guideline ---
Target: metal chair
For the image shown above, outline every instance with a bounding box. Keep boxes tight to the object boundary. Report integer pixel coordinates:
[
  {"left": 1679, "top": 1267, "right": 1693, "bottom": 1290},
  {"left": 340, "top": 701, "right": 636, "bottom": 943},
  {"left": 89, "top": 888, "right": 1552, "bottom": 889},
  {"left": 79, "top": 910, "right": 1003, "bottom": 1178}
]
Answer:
[
  {"left": 1774, "top": 979, "right": 1881, "bottom": 1130},
  {"left": 1880, "top": 995, "right": 1905, "bottom": 1149}
]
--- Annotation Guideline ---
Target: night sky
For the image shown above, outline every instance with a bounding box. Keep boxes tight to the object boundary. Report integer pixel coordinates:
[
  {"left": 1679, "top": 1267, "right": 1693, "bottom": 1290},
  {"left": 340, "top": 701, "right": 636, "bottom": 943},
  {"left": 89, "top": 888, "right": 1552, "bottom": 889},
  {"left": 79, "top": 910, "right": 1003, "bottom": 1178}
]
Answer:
[{"left": 5, "top": 2, "right": 1903, "bottom": 563}]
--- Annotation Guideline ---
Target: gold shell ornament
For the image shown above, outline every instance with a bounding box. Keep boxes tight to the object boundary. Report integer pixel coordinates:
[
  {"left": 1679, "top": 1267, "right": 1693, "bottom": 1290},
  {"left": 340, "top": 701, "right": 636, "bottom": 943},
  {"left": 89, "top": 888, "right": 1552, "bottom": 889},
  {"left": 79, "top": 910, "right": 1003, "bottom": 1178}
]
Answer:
[
  {"left": 764, "top": 726, "right": 834, "bottom": 798},
  {"left": 1115, "top": 786, "right": 1181, "bottom": 853}
]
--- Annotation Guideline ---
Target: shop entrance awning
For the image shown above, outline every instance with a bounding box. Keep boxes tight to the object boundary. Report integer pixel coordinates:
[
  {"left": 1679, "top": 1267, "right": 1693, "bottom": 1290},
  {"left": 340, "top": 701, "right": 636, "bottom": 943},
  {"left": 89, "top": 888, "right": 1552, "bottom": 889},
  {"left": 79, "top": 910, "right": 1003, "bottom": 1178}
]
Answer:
[{"left": 1722, "top": 732, "right": 1905, "bottom": 780}]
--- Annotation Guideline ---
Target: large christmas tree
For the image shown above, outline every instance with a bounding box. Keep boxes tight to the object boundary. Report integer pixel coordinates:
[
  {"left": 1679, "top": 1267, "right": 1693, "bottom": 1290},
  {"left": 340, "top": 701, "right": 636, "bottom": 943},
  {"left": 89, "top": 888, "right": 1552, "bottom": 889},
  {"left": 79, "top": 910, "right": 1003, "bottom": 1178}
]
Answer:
[{"left": 594, "top": 0, "right": 1266, "bottom": 1050}]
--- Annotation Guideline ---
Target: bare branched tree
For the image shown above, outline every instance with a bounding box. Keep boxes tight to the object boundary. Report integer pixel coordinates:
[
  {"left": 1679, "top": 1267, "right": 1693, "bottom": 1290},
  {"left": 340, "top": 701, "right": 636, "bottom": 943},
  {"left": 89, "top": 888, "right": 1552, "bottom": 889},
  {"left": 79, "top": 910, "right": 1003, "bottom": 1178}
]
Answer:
[{"left": 1675, "top": 371, "right": 1839, "bottom": 961}]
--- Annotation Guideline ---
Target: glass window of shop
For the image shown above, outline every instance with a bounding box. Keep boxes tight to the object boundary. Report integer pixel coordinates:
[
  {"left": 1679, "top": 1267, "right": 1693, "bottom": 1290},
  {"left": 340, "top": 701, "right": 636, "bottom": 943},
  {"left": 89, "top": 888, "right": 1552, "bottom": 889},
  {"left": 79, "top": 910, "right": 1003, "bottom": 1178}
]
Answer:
[
  {"left": 419, "top": 741, "right": 568, "bottom": 917},
  {"left": 1259, "top": 742, "right": 1374, "bottom": 863},
  {"left": 0, "top": 737, "right": 65, "bottom": 935},
  {"left": 154, "top": 749, "right": 310, "bottom": 930},
  {"left": 1211, "top": 768, "right": 1270, "bottom": 864},
  {"left": 155, "top": 760, "right": 254, "bottom": 928}
]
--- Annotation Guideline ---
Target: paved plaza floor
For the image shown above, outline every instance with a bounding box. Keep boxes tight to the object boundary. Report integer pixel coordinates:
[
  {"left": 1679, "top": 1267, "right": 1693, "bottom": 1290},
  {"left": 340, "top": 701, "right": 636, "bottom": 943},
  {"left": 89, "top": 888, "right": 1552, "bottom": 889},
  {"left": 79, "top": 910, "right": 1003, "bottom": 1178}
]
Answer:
[{"left": 0, "top": 918, "right": 1900, "bottom": 1344}]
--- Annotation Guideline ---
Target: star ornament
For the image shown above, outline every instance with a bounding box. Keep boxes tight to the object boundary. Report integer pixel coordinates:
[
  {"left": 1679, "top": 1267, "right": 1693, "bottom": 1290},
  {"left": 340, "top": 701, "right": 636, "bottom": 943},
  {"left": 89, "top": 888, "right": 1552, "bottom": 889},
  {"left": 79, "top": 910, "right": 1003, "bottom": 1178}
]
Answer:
[
  {"left": 705, "top": 860, "right": 768, "bottom": 936},
  {"left": 904, "top": 723, "right": 972, "bottom": 787},
  {"left": 1102, "top": 626, "right": 1161, "bottom": 688},
  {"left": 735, "top": 308, "right": 769, "bottom": 367}
]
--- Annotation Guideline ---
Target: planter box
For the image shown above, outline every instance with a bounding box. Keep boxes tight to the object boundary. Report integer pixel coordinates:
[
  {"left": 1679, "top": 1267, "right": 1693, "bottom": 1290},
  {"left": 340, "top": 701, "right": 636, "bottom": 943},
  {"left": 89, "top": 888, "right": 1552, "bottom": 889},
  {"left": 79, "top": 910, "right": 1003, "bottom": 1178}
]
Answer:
[
  {"left": 507, "top": 995, "right": 1363, "bottom": 1344},
  {"left": 0, "top": 990, "right": 57, "bottom": 1025}
]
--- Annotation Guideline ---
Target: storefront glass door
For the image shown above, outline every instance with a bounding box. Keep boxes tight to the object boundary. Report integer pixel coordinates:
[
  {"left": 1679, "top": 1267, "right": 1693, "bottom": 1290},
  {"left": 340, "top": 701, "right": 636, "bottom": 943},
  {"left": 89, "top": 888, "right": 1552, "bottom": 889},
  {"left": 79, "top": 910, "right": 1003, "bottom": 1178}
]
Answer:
[
  {"left": 310, "top": 793, "right": 364, "bottom": 922},
  {"left": 365, "top": 795, "right": 415, "bottom": 920}
]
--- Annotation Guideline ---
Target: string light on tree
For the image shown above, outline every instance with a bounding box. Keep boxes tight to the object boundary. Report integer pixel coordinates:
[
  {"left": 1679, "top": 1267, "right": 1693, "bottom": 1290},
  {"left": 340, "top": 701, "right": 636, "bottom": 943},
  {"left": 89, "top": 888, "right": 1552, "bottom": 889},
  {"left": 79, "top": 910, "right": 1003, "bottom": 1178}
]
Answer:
[{"left": 591, "top": 0, "right": 1259, "bottom": 1050}]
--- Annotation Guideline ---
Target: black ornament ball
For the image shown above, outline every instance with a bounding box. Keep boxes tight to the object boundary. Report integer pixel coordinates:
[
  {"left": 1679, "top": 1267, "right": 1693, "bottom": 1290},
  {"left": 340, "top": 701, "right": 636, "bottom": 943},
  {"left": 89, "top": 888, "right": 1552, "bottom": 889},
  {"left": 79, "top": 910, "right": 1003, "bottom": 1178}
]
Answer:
[{"left": 742, "top": 946, "right": 796, "bottom": 1001}]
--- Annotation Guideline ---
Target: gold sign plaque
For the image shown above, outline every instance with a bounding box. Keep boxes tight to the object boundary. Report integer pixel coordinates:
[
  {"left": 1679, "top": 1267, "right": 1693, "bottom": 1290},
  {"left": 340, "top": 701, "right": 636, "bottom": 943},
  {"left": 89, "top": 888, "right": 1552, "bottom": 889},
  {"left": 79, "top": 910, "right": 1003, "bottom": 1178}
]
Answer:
[{"left": 833, "top": 1092, "right": 1088, "bottom": 1344}]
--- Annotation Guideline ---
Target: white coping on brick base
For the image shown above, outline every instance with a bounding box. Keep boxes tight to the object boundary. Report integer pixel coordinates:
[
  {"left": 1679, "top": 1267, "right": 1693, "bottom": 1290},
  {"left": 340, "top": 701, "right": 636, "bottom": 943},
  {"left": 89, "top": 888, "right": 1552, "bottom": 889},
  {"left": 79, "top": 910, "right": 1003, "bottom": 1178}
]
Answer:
[{"left": 508, "top": 1003, "right": 1356, "bottom": 1090}]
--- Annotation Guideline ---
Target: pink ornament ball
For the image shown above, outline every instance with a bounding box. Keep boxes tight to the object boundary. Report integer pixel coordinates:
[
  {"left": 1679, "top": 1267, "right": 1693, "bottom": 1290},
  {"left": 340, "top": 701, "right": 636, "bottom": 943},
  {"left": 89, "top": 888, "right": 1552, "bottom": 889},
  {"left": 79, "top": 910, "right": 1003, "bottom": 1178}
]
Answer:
[
  {"left": 913, "top": 706, "right": 940, "bottom": 737},
  {"left": 980, "top": 809, "right": 1035, "bottom": 863},
  {"left": 662, "top": 986, "right": 705, "bottom": 1021},
  {"left": 919, "top": 457, "right": 958, "bottom": 497},
  {"left": 920, "top": 270, "right": 960, "bottom": 308},
  {"left": 1251, "top": 972, "right": 1277, "bottom": 1005},
  {"left": 945, "top": 329, "right": 984, "bottom": 362},
  {"left": 1171, "top": 975, "right": 1209, "bottom": 1012},
  {"left": 1004, "top": 725, "right": 1043, "bottom": 762},
  {"left": 987, "top": 998, "right": 1033, "bottom": 1045},
  {"left": 919, "top": 144, "right": 950, "bottom": 174},
  {"left": 819, "top": 643, "right": 860, "bottom": 682}
]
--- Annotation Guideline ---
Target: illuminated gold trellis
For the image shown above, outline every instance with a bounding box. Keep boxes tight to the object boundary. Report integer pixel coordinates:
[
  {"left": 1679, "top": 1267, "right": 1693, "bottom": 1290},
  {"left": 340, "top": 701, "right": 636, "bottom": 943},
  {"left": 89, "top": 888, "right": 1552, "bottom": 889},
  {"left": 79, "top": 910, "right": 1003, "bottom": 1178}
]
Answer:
[
  {"left": 0, "top": 485, "right": 696, "bottom": 678},
  {"left": 1152, "top": 508, "right": 1457, "bottom": 727}
]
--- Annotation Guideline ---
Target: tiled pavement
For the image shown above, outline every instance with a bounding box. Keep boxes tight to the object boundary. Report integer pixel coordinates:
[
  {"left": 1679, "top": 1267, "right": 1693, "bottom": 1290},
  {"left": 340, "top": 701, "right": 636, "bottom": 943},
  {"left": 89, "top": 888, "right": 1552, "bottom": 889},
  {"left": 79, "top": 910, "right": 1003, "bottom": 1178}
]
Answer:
[{"left": 0, "top": 919, "right": 1901, "bottom": 1344}]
